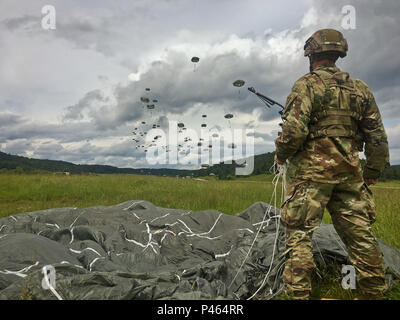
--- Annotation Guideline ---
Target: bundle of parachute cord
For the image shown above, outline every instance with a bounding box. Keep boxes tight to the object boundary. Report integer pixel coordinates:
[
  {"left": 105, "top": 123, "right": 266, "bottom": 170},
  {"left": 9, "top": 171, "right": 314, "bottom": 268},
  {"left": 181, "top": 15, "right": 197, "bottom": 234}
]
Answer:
[{"left": 228, "top": 161, "right": 287, "bottom": 300}]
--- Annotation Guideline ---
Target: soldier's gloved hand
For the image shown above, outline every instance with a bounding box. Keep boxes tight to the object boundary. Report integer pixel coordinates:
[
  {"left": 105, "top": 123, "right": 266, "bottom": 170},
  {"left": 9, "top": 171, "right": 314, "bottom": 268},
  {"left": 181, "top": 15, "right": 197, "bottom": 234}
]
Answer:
[
  {"left": 364, "top": 179, "right": 378, "bottom": 186},
  {"left": 274, "top": 154, "right": 284, "bottom": 166}
]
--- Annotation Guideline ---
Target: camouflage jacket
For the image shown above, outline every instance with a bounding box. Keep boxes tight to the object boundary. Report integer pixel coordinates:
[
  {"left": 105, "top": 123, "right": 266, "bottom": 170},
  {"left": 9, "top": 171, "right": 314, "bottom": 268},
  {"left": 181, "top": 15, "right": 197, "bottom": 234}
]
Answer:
[{"left": 275, "top": 64, "right": 390, "bottom": 183}]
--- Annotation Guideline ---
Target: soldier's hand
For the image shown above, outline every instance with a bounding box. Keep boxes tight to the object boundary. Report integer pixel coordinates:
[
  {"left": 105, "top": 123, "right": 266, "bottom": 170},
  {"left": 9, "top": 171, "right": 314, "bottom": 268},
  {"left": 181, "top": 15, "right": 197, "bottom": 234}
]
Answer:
[
  {"left": 274, "top": 154, "right": 284, "bottom": 166},
  {"left": 364, "top": 179, "right": 378, "bottom": 186}
]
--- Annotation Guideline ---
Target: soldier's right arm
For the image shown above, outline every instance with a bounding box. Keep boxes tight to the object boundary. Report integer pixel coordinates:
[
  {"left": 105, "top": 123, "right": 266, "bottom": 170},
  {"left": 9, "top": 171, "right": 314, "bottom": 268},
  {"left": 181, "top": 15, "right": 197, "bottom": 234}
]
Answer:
[
  {"left": 358, "top": 81, "right": 390, "bottom": 179},
  {"left": 274, "top": 77, "right": 313, "bottom": 162}
]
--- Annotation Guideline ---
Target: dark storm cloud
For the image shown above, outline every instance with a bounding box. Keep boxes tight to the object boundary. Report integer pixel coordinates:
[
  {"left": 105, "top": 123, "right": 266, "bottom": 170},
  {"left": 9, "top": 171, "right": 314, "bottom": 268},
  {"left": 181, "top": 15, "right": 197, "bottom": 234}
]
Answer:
[
  {"left": 81, "top": 39, "right": 307, "bottom": 130},
  {"left": 2, "top": 15, "right": 38, "bottom": 31},
  {"left": 0, "top": 112, "right": 28, "bottom": 127},
  {"left": 63, "top": 89, "right": 107, "bottom": 121},
  {"left": 0, "top": 113, "right": 132, "bottom": 144},
  {"left": 309, "top": 0, "right": 400, "bottom": 119}
]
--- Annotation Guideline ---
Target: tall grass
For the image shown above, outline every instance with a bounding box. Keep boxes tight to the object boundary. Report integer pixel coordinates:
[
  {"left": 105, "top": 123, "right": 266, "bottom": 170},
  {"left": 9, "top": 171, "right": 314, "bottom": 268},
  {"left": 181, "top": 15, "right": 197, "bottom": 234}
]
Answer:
[{"left": 0, "top": 173, "right": 398, "bottom": 248}]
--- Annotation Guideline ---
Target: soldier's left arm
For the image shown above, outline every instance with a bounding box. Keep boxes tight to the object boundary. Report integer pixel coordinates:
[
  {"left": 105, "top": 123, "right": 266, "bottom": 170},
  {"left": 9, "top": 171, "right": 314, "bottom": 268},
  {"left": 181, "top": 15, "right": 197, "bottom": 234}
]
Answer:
[
  {"left": 275, "top": 78, "right": 313, "bottom": 162},
  {"left": 359, "top": 82, "right": 390, "bottom": 179}
]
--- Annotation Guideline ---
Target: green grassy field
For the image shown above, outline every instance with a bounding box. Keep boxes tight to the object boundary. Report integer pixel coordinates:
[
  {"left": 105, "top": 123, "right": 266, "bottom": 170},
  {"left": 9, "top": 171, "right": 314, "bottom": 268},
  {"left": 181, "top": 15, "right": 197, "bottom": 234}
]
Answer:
[{"left": 0, "top": 172, "right": 399, "bottom": 300}]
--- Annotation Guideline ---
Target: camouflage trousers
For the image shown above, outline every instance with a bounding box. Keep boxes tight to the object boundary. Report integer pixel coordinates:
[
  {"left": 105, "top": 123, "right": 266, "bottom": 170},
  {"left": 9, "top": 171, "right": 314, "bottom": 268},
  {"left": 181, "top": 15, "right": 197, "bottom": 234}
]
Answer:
[{"left": 280, "top": 179, "right": 387, "bottom": 299}]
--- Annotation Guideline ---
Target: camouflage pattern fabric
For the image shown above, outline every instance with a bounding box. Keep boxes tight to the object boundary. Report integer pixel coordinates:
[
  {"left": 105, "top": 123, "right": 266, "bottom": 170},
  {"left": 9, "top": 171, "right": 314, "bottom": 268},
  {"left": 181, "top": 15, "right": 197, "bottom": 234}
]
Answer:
[
  {"left": 275, "top": 65, "right": 389, "bottom": 182},
  {"left": 281, "top": 179, "right": 387, "bottom": 299},
  {"left": 275, "top": 63, "right": 390, "bottom": 299}
]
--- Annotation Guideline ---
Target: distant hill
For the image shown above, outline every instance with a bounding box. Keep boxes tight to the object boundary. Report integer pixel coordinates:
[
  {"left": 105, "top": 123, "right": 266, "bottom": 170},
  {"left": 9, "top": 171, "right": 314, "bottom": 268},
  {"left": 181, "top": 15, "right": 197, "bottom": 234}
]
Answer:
[
  {"left": 1, "top": 150, "right": 399, "bottom": 180},
  {"left": 0, "top": 151, "right": 197, "bottom": 176},
  {"left": 0, "top": 150, "right": 274, "bottom": 178}
]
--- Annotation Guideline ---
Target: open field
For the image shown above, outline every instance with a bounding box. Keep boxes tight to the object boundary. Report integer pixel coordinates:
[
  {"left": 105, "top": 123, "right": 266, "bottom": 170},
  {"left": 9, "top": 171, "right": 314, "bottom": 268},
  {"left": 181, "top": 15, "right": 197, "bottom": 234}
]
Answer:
[{"left": 0, "top": 172, "right": 399, "bottom": 300}]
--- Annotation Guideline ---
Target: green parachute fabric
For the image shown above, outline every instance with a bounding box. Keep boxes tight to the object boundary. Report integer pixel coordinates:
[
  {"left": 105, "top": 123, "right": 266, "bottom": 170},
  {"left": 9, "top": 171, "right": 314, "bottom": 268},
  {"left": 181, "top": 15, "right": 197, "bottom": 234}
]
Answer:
[{"left": 0, "top": 201, "right": 399, "bottom": 300}]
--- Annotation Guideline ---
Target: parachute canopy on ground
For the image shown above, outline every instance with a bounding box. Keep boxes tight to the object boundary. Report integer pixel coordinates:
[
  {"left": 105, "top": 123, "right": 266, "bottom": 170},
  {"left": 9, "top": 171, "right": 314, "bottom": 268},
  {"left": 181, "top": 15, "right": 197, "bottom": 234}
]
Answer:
[{"left": 1, "top": 201, "right": 399, "bottom": 300}]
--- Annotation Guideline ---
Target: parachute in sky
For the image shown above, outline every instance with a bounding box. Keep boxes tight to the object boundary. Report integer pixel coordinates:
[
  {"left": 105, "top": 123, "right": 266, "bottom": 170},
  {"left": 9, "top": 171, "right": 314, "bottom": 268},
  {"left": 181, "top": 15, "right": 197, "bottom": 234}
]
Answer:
[
  {"left": 225, "top": 113, "right": 234, "bottom": 128},
  {"left": 145, "top": 88, "right": 151, "bottom": 91},
  {"left": 233, "top": 79, "right": 245, "bottom": 95},
  {"left": 140, "top": 97, "right": 150, "bottom": 103},
  {"left": 201, "top": 124, "right": 207, "bottom": 128},
  {"left": 177, "top": 123, "right": 185, "bottom": 128},
  {"left": 233, "top": 80, "right": 245, "bottom": 87},
  {"left": 191, "top": 56, "right": 200, "bottom": 72},
  {"left": 147, "top": 104, "right": 155, "bottom": 110}
]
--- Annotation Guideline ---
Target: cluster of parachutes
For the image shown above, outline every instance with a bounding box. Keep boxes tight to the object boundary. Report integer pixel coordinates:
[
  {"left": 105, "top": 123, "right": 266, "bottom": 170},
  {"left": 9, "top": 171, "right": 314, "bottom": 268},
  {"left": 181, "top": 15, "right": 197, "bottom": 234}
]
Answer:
[{"left": 130, "top": 56, "right": 247, "bottom": 160}]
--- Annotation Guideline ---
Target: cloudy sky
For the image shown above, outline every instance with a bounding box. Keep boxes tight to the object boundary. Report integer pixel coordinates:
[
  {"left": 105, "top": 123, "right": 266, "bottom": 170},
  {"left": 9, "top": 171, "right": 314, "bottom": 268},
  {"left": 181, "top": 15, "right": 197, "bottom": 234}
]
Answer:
[{"left": 1, "top": 0, "right": 399, "bottom": 169}]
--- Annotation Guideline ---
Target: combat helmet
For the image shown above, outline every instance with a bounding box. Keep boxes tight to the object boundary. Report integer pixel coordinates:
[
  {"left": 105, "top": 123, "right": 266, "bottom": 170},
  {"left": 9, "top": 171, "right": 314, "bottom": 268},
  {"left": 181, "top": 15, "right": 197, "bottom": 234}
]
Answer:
[{"left": 304, "top": 29, "right": 348, "bottom": 58}]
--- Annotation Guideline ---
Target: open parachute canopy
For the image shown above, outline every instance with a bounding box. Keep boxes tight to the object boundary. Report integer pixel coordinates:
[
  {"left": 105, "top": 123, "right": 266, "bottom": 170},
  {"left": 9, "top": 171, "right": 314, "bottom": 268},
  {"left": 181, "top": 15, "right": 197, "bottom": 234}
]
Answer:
[
  {"left": 145, "top": 88, "right": 151, "bottom": 91},
  {"left": 233, "top": 80, "right": 245, "bottom": 87},
  {"left": 224, "top": 114, "right": 234, "bottom": 119},
  {"left": 147, "top": 104, "right": 155, "bottom": 110},
  {"left": 140, "top": 97, "right": 150, "bottom": 103},
  {"left": 177, "top": 123, "right": 185, "bottom": 128},
  {"left": 191, "top": 56, "right": 200, "bottom": 63}
]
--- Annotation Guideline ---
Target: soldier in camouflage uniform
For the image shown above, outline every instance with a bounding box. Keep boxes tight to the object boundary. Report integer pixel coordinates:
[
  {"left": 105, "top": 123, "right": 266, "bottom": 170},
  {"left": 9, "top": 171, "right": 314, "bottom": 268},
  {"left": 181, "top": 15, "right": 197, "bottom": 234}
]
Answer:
[{"left": 274, "top": 29, "right": 390, "bottom": 299}]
